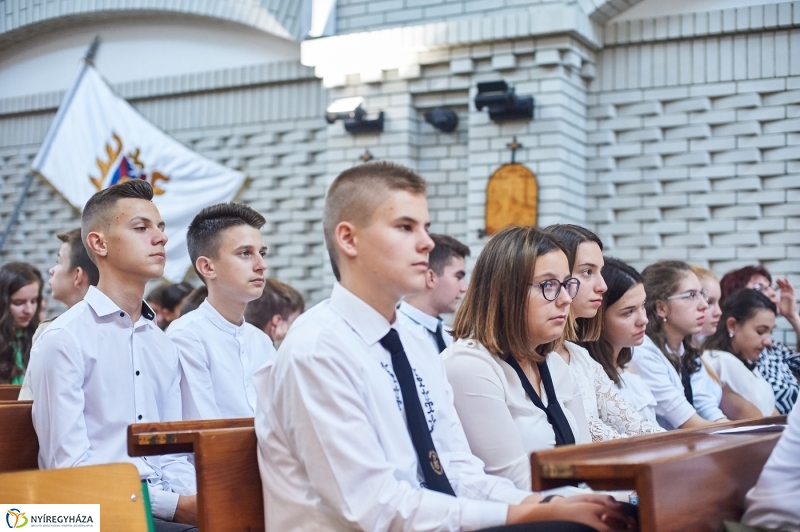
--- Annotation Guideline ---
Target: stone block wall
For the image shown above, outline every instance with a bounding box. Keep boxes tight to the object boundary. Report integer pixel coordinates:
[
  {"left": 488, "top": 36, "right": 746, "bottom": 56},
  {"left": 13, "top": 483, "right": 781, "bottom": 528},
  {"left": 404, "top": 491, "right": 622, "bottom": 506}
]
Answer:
[{"left": 589, "top": 10, "right": 800, "bottom": 344}]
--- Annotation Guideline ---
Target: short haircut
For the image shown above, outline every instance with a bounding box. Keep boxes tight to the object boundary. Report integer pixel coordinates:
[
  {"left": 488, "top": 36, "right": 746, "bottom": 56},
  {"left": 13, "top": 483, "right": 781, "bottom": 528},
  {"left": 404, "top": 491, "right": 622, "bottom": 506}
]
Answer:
[
  {"left": 451, "top": 226, "right": 566, "bottom": 363},
  {"left": 180, "top": 285, "right": 208, "bottom": 315},
  {"left": 543, "top": 224, "right": 605, "bottom": 342},
  {"left": 580, "top": 257, "right": 642, "bottom": 386},
  {"left": 81, "top": 180, "right": 154, "bottom": 262},
  {"left": 702, "top": 289, "right": 777, "bottom": 359},
  {"left": 428, "top": 234, "right": 470, "bottom": 276},
  {"left": 56, "top": 228, "right": 99, "bottom": 286},
  {"left": 719, "top": 265, "right": 772, "bottom": 306},
  {"left": 186, "top": 203, "right": 266, "bottom": 281},
  {"left": 145, "top": 283, "right": 168, "bottom": 306},
  {"left": 161, "top": 282, "right": 194, "bottom": 312},
  {"left": 323, "top": 162, "right": 427, "bottom": 278},
  {"left": 245, "top": 279, "right": 305, "bottom": 330}
]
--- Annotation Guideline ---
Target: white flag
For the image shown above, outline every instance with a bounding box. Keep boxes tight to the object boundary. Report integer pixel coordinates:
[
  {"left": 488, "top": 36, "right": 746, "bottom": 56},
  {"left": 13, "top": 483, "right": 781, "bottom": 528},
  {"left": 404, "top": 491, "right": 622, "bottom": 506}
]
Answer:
[{"left": 32, "top": 62, "right": 247, "bottom": 281}]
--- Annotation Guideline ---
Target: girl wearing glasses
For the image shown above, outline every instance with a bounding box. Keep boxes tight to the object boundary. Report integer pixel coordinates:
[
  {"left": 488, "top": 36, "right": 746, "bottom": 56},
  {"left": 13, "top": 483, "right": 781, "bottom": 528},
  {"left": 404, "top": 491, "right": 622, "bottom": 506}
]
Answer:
[
  {"left": 719, "top": 265, "right": 800, "bottom": 415},
  {"left": 628, "top": 260, "right": 727, "bottom": 429},
  {"left": 442, "top": 226, "right": 590, "bottom": 490},
  {"left": 544, "top": 225, "right": 662, "bottom": 441},
  {"left": 701, "top": 289, "right": 780, "bottom": 417}
]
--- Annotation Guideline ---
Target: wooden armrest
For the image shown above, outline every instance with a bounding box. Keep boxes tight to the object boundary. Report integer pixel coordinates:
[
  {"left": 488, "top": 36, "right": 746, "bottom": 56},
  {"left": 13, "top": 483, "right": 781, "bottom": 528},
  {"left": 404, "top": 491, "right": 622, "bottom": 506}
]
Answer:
[{"left": 128, "top": 418, "right": 254, "bottom": 457}]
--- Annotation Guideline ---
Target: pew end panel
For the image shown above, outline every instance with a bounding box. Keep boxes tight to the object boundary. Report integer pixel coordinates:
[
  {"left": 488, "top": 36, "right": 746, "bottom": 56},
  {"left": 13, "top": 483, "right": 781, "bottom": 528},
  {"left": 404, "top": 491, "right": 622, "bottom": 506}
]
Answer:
[
  {"left": 0, "top": 462, "right": 150, "bottom": 532},
  {"left": 0, "top": 401, "right": 38, "bottom": 472},
  {"left": 0, "top": 384, "right": 21, "bottom": 401}
]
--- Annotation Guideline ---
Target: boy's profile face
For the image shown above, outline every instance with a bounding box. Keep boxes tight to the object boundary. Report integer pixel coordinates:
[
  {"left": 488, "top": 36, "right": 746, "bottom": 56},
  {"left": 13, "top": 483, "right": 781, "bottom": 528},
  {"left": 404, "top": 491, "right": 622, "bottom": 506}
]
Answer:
[
  {"left": 101, "top": 198, "right": 167, "bottom": 280},
  {"left": 429, "top": 255, "right": 468, "bottom": 315},
  {"left": 49, "top": 242, "right": 78, "bottom": 304},
  {"left": 204, "top": 224, "right": 267, "bottom": 303},
  {"left": 352, "top": 189, "right": 433, "bottom": 299}
]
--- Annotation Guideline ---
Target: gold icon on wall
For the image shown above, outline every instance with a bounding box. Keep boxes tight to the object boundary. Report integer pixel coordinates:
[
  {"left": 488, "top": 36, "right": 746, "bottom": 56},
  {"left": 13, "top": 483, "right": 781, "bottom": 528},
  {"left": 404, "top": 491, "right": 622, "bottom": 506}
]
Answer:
[{"left": 485, "top": 162, "right": 538, "bottom": 235}]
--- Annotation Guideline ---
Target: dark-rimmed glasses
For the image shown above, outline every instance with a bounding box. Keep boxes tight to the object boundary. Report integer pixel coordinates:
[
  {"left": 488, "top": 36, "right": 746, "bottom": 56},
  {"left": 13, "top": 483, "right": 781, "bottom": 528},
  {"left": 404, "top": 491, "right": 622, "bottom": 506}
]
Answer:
[
  {"left": 667, "top": 289, "right": 709, "bottom": 302},
  {"left": 530, "top": 278, "right": 580, "bottom": 301}
]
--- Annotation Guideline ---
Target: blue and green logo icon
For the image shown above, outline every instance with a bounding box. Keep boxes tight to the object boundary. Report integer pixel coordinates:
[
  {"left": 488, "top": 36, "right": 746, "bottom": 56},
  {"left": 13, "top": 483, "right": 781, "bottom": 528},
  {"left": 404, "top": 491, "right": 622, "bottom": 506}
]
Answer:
[{"left": 5, "top": 509, "right": 27, "bottom": 528}]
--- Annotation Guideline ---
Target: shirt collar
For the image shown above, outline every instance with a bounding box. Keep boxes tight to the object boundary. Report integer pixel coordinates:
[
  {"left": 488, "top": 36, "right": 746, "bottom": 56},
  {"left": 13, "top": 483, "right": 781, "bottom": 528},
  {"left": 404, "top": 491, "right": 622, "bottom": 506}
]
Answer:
[
  {"left": 397, "top": 301, "right": 441, "bottom": 334},
  {"left": 84, "top": 285, "right": 157, "bottom": 325},
  {"left": 199, "top": 299, "right": 245, "bottom": 336},
  {"left": 329, "top": 283, "right": 393, "bottom": 347}
]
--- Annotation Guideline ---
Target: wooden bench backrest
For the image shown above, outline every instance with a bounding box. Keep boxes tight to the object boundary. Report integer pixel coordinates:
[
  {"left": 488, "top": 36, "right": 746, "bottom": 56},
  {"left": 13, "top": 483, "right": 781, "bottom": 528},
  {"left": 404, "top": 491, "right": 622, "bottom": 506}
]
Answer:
[
  {"left": 0, "top": 462, "right": 149, "bottom": 531},
  {"left": 0, "top": 384, "right": 21, "bottom": 401},
  {"left": 128, "top": 418, "right": 262, "bottom": 532},
  {"left": 0, "top": 401, "right": 39, "bottom": 472}
]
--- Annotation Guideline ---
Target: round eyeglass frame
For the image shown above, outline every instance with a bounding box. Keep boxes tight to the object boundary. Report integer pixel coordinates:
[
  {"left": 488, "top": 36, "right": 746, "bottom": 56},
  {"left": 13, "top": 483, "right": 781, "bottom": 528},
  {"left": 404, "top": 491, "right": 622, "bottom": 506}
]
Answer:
[
  {"left": 666, "top": 289, "right": 709, "bottom": 302},
  {"left": 530, "top": 278, "right": 581, "bottom": 301}
]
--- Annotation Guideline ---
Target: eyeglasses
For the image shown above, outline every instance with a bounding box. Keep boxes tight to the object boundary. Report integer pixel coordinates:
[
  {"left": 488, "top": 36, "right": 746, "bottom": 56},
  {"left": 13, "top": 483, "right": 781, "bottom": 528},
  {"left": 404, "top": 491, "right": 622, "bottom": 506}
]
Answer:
[
  {"left": 752, "top": 283, "right": 777, "bottom": 292},
  {"left": 530, "top": 278, "right": 581, "bottom": 301},
  {"left": 667, "top": 289, "right": 709, "bottom": 302}
]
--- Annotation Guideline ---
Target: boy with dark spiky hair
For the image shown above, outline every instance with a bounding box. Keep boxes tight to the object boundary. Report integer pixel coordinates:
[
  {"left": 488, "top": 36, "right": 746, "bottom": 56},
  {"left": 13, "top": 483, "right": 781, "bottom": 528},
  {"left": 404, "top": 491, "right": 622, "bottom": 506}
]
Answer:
[
  {"left": 29, "top": 180, "right": 197, "bottom": 531},
  {"left": 168, "top": 203, "right": 275, "bottom": 420}
]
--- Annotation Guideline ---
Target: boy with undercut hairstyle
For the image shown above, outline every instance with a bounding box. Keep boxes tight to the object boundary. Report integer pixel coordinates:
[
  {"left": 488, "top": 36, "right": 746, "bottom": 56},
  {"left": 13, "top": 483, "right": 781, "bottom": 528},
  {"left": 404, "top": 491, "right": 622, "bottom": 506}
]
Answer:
[
  {"left": 28, "top": 180, "right": 198, "bottom": 532},
  {"left": 253, "top": 162, "right": 631, "bottom": 532},
  {"left": 19, "top": 228, "right": 101, "bottom": 400},
  {"left": 169, "top": 203, "right": 275, "bottom": 420},
  {"left": 398, "top": 233, "right": 469, "bottom": 353}
]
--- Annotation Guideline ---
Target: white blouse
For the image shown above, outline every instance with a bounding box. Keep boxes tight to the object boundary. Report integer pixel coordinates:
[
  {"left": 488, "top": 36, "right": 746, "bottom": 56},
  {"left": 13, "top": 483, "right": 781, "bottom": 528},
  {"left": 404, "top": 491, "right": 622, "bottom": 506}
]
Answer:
[
  {"left": 702, "top": 350, "right": 776, "bottom": 416},
  {"left": 442, "top": 339, "right": 589, "bottom": 490},
  {"left": 617, "top": 370, "right": 658, "bottom": 424},
  {"left": 557, "top": 343, "right": 664, "bottom": 441}
]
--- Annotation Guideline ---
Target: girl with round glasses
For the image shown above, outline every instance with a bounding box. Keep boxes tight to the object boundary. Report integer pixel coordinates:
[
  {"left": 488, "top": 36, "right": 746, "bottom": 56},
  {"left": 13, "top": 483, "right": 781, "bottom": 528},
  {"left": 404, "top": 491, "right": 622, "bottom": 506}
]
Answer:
[
  {"left": 628, "top": 260, "right": 728, "bottom": 429},
  {"left": 442, "top": 226, "right": 591, "bottom": 490},
  {"left": 702, "top": 289, "right": 780, "bottom": 417},
  {"left": 719, "top": 265, "right": 800, "bottom": 415},
  {"left": 544, "top": 225, "right": 662, "bottom": 441}
]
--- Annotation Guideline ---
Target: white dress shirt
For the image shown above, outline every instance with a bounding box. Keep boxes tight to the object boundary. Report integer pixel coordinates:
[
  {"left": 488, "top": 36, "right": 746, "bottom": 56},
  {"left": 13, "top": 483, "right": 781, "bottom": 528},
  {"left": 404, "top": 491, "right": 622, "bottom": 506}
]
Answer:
[
  {"left": 27, "top": 286, "right": 196, "bottom": 521},
  {"left": 629, "top": 335, "right": 725, "bottom": 429},
  {"left": 617, "top": 371, "right": 658, "bottom": 423},
  {"left": 168, "top": 299, "right": 276, "bottom": 420},
  {"left": 397, "top": 301, "right": 452, "bottom": 353},
  {"left": 742, "top": 402, "right": 800, "bottom": 530},
  {"left": 254, "top": 283, "right": 531, "bottom": 532},
  {"left": 702, "top": 350, "right": 776, "bottom": 416},
  {"left": 442, "top": 338, "right": 589, "bottom": 490}
]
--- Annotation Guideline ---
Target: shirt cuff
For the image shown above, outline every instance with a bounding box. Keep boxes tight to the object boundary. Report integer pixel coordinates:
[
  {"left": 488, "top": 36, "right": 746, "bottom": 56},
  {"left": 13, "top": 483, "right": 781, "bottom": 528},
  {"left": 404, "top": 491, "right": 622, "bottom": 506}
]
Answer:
[
  {"left": 460, "top": 499, "right": 509, "bottom": 531},
  {"left": 149, "top": 485, "right": 180, "bottom": 521},
  {"left": 663, "top": 400, "right": 695, "bottom": 428}
]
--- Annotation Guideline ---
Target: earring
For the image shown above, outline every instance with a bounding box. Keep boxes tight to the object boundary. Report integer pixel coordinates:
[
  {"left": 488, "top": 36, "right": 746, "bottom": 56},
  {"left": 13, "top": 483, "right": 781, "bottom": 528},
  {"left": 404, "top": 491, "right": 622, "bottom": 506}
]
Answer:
[
  {"left": 662, "top": 317, "right": 667, "bottom": 323},
  {"left": 728, "top": 331, "right": 734, "bottom": 338}
]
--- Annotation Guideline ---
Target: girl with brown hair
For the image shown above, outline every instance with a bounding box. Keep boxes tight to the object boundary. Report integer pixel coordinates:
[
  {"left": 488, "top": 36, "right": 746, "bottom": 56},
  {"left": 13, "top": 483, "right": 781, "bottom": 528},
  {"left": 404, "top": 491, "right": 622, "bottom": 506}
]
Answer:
[
  {"left": 628, "top": 260, "right": 724, "bottom": 429},
  {"left": 442, "top": 226, "right": 589, "bottom": 490},
  {"left": 545, "top": 225, "right": 662, "bottom": 441},
  {"left": 0, "top": 262, "right": 43, "bottom": 384}
]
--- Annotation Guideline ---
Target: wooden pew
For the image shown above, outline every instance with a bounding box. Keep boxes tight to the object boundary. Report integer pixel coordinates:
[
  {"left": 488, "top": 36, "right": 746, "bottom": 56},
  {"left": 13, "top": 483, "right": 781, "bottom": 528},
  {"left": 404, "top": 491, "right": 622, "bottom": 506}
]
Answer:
[
  {"left": 530, "top": 416, "right": 787, "bottom": 532},
  {"left": 0, "top": 384, "right": 21, "bottom": 400},
  {"left": 0, "top": 462, "right": 151, "bottom": 531},
  {"left": 0, "top": 401, "right": 39, "bottom": 472},
  {"left": 128, "top": 418, "right": 262, "bottom": 532}
]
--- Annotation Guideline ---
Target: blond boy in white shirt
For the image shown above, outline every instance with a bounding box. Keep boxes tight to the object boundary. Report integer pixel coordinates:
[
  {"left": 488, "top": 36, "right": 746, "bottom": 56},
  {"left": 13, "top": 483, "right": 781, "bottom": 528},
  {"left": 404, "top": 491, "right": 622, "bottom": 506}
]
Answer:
[
  {"left": 168, "top": 203, "right": 275, "bottom": 420},
  {"left": 254, "top": 162, "right": 633, "bottom": 532},
  {"left": 28, "top": 180, "right": 198, "bottom": 531}
]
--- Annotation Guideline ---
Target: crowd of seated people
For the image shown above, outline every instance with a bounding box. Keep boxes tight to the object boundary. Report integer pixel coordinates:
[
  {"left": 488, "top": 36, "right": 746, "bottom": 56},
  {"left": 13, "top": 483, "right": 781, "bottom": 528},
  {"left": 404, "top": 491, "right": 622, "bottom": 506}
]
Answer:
[{"left": 1, "top": 162, "right": 798, "bottom": 532}]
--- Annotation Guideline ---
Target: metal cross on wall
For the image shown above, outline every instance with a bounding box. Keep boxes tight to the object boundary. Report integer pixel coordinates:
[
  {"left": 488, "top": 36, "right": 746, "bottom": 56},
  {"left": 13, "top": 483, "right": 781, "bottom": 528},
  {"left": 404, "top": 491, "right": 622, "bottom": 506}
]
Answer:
[{"left": 506, "top": 136, "right": 522, "bottom": 164}]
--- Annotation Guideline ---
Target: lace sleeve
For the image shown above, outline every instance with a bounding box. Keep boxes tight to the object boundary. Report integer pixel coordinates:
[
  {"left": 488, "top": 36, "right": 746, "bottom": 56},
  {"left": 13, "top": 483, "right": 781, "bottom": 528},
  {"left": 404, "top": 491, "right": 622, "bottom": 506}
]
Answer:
[{"left": 591, "top": 361, "right": 664, "bottom": 437}]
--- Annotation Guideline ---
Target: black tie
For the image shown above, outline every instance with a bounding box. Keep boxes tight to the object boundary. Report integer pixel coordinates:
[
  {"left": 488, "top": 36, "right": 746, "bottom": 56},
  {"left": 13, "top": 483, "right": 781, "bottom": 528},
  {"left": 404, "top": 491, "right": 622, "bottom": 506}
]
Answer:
[
  {"left": 505, "top": 356, "right": 576, "bottom": 446},
  {"left": 379, "top": 328, "right": 456, "bottom": 496},
  {"left": 680, "top": 363, "right": 694, "bottom": 406},
  {"left": 434, "top": 321, "right": 448, "bottom": 353}
]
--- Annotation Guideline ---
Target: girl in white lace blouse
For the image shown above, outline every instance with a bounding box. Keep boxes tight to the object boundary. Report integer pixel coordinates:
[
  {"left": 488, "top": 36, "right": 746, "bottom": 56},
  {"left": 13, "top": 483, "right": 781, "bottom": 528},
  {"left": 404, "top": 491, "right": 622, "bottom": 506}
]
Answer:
[{"left": 544, "top": 225, "right": 663, "bottom": 442}]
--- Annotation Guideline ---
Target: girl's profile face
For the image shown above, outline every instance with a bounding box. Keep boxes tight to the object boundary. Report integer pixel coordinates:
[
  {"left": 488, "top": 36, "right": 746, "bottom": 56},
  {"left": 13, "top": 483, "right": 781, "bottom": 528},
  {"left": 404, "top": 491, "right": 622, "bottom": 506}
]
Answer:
[
  {"left": 570, "top": 242, "right": 606, "bottom": 320},
  {"left": 698, "top": 277, "right": 722, "bottom": 337},
  {"left": 604, "top": 283, "right": 648, "bottom": 355}
]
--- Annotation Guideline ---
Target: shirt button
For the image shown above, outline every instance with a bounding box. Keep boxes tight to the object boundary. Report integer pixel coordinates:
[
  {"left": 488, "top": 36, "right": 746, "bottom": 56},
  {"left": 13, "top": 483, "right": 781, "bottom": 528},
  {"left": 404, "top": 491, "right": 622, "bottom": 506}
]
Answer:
[
  {"left": 137, "top": 415, "right": 142, "bottom": 420},
  {"left": 119, "top": 312, "right": 125, "bottom": 317},
  {"left": 135, "top": 371, "right": 140, "bottom": 376}
]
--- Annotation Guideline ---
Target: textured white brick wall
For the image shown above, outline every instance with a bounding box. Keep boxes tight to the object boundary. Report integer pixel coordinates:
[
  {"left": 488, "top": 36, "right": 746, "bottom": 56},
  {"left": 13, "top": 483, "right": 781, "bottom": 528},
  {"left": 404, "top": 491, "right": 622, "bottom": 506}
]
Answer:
[{"left": 589, "top": 26, "right": 800, "bottom": 345}]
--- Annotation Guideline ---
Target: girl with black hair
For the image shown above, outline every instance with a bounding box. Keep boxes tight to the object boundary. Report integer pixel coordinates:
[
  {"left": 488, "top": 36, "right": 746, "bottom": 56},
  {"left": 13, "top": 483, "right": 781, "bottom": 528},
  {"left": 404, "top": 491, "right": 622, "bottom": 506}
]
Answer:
[
  {"left": 0, "top": 262, "right": 43, "bottom": 384},
  {"left": 702, "top": 289, "right": 780, "bottom": 417}
]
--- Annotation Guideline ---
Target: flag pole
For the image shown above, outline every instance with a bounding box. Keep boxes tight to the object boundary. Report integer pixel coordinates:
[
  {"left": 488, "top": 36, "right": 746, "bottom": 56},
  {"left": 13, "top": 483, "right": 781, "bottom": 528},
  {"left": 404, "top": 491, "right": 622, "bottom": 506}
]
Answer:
[{"left": 0, "top": 36, "right": 101, "bottom": 254}]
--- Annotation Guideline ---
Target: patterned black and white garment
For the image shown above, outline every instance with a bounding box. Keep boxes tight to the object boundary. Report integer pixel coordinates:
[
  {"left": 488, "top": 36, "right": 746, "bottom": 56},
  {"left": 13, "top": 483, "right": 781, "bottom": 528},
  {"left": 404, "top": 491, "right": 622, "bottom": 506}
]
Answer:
[{"left": 756, "top": 340, "right": 800, "bottom": 415}]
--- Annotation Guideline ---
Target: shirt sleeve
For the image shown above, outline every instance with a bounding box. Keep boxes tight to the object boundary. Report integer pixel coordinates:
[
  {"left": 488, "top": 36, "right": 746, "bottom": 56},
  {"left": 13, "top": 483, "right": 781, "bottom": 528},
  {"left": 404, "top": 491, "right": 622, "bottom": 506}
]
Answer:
[
  {"left": 629, "top": 345, "right": 696, "bottom": 429},
  {"left": 774, "top": 341, "right": 800, "bottom": 375},
  {"left": 444, "top": 353, "right": 533, "bottom": 491},
  {"left": 277, "top": 346, "right": 510, "bottom": 532},
  {"left": 690, "top": 363, "right": 726, "bottom": 421},
  {"left": 590, "top": 362, "right": 663, "bottom": 439},
  {"left": 170, "top": 327, "right": 221, "bottom": 421},
  {"left": 29, "top": 328, "right": 91, "bottom": 469},
  {"left": 742, "top": 402, "right": 800, "bottom": 529}
]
